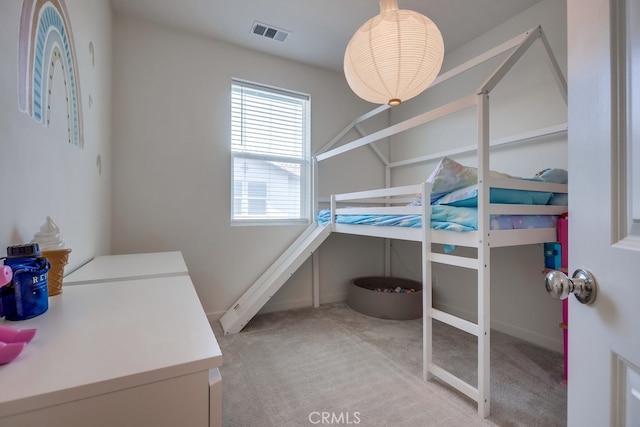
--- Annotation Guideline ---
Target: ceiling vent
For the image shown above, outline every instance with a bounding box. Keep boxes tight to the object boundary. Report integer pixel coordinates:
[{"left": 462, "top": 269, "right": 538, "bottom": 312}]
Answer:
[{"left": 251, "top": 21, "right": 290, "bottom": 42}]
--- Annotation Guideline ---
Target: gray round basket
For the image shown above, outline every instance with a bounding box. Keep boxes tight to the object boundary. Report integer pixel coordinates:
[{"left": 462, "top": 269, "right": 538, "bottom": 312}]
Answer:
[{"left": 347, "top": 276, "right": 422, "bottom": 320}]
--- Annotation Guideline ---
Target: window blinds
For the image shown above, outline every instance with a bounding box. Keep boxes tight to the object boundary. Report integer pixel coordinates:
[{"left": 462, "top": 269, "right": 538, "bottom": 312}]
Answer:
[{"left": 231, "top": 80, "right": 310, "bottom": 223}]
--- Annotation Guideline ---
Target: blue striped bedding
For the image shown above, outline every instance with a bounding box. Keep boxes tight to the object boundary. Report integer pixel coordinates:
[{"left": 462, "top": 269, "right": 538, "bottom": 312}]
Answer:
[{"left": 316, "top": 206, "right": 558, "bottom": 232}]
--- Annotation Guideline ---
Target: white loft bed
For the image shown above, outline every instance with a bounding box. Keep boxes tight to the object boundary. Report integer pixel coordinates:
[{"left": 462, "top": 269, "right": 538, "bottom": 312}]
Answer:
[
  {"left": 219, "top": 26, "right": 568, "bottom": 419},
  {"left": 313, "top": 26, "right": 568, "bottom": 418}
]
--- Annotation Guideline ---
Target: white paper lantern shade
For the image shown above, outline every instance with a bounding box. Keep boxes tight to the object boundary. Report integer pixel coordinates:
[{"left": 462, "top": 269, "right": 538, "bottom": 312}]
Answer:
[{"left": 344, "top": 0, "right": 445, "bottom": 106}]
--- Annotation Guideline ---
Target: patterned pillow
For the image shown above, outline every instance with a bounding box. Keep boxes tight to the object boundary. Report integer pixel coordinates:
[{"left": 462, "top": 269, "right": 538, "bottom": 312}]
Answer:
[
  {"left": 427, "top": 157, "right": 478, "bottom": 200},
  {"left": 426, "top": 157, "right": 513, "bottom": 203}
]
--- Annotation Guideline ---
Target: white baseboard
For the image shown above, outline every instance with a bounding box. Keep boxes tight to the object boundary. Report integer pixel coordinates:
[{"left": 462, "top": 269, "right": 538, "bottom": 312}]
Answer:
[
  {"left": 207, "top": 310, "right": 226, "bottom": 324},
  {"left": 258, "top": 292, "right": 347, "bottom": 314},
  {"left": 434, "top": 301, "right": 563, "bottom": 353},
  {"left": 207, "top": 296, "right": 562, "bottom": 352},
  {"left": 259, "top": 297, "right": 313, "bottom": 314},
  {"left": 207, "top": 293, "right": 564, "bottom": 353},
  {"left": 205, "top": 293, "right": 347, "bottom": 325},
  {"left": 319, "top": 292, "right": 347, "bottom": 305}
]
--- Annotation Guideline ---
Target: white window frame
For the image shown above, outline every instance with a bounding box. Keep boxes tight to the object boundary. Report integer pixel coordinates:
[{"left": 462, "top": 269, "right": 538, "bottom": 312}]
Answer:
[{"left": 230, "top": 79, "right": 311, "bottom": 225}]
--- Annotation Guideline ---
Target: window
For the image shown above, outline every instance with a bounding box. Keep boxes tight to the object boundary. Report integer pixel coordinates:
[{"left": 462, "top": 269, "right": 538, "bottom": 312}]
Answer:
[{"left": 231, "top": 80, "right": 310, "bottom": 224}]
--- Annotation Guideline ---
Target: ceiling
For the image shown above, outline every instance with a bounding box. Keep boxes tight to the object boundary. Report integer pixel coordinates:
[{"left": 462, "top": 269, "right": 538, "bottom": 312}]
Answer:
[{"left": 109, "top": 0, "right": 544, "bottom": 73}]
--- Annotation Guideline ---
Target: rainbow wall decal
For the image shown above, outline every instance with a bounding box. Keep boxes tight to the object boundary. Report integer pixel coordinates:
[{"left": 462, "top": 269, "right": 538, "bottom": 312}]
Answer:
[{"left": 18, "top": 0, "right": 83, "bottom": 148}]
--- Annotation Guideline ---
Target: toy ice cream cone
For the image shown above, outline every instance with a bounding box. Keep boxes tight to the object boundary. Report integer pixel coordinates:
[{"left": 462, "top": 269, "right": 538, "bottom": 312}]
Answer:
[
  {"left": 41, "top": 248, "right": 72, "bottom": 296},
  {"left": 31, "top": 217, "right": 71, "bottom": 296}
]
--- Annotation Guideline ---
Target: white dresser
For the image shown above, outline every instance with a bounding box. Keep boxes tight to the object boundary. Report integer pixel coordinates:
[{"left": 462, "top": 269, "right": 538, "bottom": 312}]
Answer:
[
  {"left": 63, "top": 251, "right": 189, "bottom": 285},
  {"left": 0, "top": 253, "right": 222, "bottom": 427}
]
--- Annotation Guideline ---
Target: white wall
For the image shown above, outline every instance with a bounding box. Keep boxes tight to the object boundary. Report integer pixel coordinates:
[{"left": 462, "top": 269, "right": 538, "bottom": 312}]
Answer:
[
  {"left": 0, "top": 1, "right": 112, "bottom": 271},
  {"left": 0, "top": 0, "right": 565, "bottom": 351},
  {"left": 111, "top": 14, "right": 387, "bottom": 320},
  {"left": 110, "top": 0, "right": 567, "bottom": 350},
  {"left": 387, "top": 0, "right": 568, "bottom": 351}
]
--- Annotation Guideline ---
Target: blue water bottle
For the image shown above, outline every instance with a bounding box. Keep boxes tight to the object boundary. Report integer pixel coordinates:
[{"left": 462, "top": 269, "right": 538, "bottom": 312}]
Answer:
[{"left": 0, "top": 244, "right": 51, "bottom": 320}]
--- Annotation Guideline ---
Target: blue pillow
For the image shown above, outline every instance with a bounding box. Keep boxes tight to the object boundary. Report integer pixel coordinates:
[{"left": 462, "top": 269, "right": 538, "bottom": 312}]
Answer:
[
  {"left": 535, "top": 168, "right": 568, "bottom": 205},
  {"left": 535, "top": 168, "right": 568, "bottom": 184},
  {"left": 547, "top": 193, "right": 568, "bottom": 205}
]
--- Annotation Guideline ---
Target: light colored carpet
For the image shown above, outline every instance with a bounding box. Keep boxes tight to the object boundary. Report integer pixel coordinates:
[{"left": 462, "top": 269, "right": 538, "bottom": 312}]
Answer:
[{"left": 213, "top": 302, "right": 566, "bottom": 427}]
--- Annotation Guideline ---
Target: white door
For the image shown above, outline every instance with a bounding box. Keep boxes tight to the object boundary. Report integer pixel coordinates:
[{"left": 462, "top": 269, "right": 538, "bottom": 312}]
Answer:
[{"left": 568, "top": 0, "right": 640, "bottom": 426}]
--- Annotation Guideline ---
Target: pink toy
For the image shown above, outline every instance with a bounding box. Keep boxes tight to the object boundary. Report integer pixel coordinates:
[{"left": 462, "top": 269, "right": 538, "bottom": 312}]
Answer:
[
  {"left": 0, "top": 265, "right": 11, "bottom": 287},
  {"left": 0, "top": 325, "right": 37, "bottom": 343},
  {"left": 0, "top": 267, "right": 35, "bottom": 365},
  {"left": 0, "top": 268, "right": 35, "bottom": 365},
  {"left": 0, "top": 341, "right": 26, "bottom": 365}
]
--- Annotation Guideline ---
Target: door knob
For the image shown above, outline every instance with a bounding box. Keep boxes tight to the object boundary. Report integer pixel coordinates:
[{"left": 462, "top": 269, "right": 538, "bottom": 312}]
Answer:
[{"left": 545, "top": 268, "right": 597, "bottom": 305}]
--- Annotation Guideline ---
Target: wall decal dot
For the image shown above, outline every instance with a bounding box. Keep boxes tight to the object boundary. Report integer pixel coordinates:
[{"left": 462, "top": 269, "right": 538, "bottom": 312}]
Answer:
[{"left": 18, "top": 0, "right": 84, "bottom": 148}]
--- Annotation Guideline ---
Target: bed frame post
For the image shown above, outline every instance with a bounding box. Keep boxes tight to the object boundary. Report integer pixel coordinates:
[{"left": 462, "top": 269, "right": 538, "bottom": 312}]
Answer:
[
  {"left": 421, "top": 181, "right": 433, "bottom": 382},
  {"left": 384, "top": 165, "right": 392, "bottom": 276},
  {"left": 477, "top": 91, "right": 491, "bottom": 418},
  {"left": 312, "top": 157, "right": 320, "bottom": 308},
  {"left": 312, "top": 251, "right": 320, "bottom": 308},
  {"left": 312, "top": 157, "right": 319, "bottom": 219}
]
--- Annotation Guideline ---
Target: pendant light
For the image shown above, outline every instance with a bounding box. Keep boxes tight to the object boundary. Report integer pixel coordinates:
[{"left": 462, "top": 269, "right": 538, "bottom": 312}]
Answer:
[{"left": 344, "top": 0, "right": 444, "bottom": 107}]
